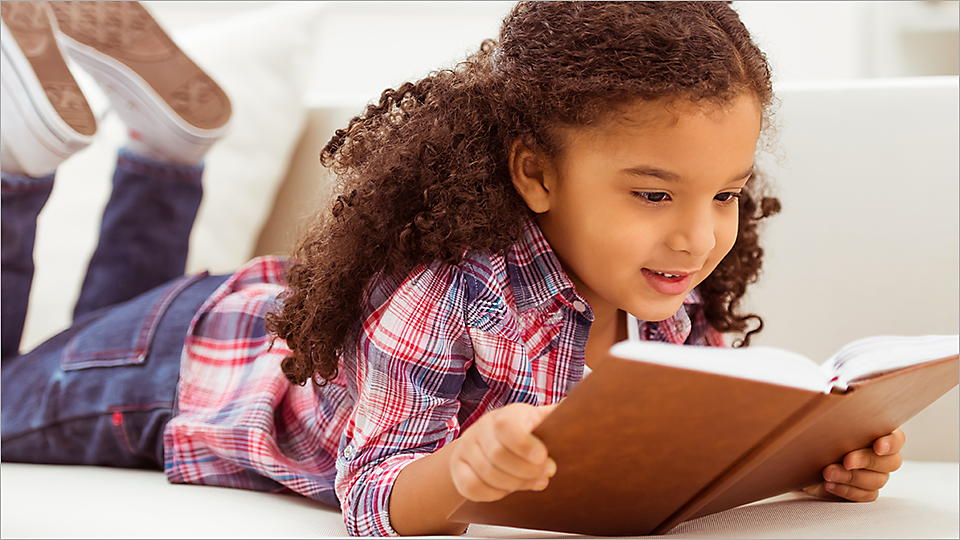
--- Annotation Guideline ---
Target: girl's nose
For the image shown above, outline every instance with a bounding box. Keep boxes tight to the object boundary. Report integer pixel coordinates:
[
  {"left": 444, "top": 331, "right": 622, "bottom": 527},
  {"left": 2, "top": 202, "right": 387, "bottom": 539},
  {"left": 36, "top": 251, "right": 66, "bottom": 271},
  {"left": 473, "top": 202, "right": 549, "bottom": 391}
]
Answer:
[{"left": 665, "top": 207, "right": 717, "bottom": 257}]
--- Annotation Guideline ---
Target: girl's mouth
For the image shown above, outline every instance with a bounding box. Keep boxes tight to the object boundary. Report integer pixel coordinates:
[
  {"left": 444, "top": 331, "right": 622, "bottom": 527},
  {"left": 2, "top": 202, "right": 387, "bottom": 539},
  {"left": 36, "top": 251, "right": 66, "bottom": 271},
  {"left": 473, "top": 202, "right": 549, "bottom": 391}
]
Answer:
[{"left": 641, "top": 268, "right": 693, "bottom": 295}]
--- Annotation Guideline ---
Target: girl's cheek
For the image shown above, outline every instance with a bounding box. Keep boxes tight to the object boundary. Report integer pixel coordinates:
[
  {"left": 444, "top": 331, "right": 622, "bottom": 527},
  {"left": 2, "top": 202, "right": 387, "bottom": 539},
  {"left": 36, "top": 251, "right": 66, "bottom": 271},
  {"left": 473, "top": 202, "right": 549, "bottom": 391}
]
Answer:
[{"left": 716, "top": 225, "right": 739, "bottom": 258}]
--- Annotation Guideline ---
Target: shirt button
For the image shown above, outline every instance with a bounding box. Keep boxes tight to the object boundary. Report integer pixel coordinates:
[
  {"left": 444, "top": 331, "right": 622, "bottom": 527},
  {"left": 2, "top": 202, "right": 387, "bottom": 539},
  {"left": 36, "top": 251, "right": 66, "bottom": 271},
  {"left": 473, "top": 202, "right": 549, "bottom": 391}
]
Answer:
[
  {"left": 343, "top": 445, "right": 355, "bottom": 460},
  {"left": 572, "top": 300, "right": 587, "bottom": 313}
]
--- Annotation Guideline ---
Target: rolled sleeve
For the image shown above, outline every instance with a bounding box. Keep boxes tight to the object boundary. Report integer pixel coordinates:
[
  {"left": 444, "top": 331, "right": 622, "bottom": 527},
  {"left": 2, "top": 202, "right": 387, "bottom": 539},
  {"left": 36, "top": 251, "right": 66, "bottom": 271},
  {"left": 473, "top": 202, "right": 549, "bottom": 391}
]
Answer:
[
  {"left": 335, "top": 261, "right": 474, "bottom": 537},
  {"left": 338, "top": 451, "right": 434, "bottom": 536}
]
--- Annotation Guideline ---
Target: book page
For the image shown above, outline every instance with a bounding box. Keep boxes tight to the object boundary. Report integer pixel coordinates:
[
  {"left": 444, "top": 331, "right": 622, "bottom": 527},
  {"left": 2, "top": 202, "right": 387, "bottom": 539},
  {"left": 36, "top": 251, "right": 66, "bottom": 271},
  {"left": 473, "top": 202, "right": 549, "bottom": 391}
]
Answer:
[
  {"left": 820, "top": 334, "right": 960, "bottom": 391},
  {"left": 608, "top": 341, "right": 830, "bottom": 393}
]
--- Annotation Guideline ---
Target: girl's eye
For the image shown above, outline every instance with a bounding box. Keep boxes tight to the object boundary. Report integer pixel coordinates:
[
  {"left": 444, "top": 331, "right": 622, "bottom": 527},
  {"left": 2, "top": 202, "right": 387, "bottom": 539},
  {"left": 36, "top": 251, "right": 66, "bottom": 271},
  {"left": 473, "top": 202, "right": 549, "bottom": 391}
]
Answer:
[
  {"left": 714, "top": 192, "right": 742, "bottom": 205},
  {"left": 631, "top": 191, "right": 670, "bottom": 203},
  {"left": 630, "top": 191, "right": 743, "bottom": 206}
]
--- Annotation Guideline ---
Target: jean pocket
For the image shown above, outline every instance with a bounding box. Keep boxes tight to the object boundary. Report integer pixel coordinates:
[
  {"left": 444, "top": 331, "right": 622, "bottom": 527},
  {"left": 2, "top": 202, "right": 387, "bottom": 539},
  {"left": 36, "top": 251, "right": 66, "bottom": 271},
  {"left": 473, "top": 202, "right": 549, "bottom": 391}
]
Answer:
[{"left": 60, "top": 272, "right": 208, "bottom": 371}]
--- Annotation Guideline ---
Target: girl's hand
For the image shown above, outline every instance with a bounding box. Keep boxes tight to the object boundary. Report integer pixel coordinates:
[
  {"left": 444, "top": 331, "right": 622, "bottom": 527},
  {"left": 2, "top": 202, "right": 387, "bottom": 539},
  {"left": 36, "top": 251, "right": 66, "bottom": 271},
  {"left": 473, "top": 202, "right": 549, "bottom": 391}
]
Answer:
[
  {"left": 799, "top": 428, "right": 906, "bottom": 502},
  {"left": 449, "top": 402, "right": 559, "bottom": 502}
]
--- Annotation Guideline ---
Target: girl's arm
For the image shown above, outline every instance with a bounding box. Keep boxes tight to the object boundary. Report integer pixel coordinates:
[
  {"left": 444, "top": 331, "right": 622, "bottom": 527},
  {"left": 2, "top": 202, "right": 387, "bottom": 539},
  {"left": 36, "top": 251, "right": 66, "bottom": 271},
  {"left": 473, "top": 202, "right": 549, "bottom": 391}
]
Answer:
[
  {"left": 391, "top": 401, "right": 560, "bottom": 535},
  {"left": 389, "top": 436, "right": 469, "bottom": 535},
  {"left": 334, "top": 261, "right": 474, "bottom": 537}
]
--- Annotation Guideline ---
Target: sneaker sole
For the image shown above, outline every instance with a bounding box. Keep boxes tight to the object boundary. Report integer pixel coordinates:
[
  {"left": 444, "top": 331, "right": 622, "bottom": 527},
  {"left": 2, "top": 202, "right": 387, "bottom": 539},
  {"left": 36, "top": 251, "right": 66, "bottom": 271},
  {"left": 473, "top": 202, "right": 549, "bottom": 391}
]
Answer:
[
  {"left": 49, "top": 1, "right": 231, "bottom": 133},
  {"left": 1, "top": 1, "right": 96, "bottom": 137}
]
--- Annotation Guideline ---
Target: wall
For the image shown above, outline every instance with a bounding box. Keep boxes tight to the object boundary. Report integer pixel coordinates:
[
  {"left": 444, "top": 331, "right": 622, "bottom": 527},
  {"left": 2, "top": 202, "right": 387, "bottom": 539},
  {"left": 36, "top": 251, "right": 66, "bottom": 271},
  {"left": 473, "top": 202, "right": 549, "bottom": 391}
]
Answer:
[{"left": 145, "top": 0, "right": 960, "bottom": 110}]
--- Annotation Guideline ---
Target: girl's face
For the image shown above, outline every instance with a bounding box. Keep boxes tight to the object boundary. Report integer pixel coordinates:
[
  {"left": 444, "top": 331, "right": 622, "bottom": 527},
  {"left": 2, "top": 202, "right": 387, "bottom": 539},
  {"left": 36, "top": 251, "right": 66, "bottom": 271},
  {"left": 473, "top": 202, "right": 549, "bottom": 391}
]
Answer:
[{"left": 509, "top": 93, "right": 762, "bottom": 327}]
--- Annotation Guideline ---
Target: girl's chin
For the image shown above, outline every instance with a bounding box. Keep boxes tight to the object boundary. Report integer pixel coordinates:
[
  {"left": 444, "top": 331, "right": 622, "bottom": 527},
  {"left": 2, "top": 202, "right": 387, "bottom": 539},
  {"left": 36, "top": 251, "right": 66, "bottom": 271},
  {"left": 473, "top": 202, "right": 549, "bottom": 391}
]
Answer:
[{"left": 627, "top": 297, "right": 687, "bottom": 322}]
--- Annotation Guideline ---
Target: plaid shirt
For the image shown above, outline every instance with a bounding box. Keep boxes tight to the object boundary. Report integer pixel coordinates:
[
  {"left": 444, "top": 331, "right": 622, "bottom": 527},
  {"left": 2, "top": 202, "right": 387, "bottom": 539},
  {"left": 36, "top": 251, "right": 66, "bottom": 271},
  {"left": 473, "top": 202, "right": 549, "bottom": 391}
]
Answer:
[{"left": 162, "top": 215, "right": 726, "bottom": 537}]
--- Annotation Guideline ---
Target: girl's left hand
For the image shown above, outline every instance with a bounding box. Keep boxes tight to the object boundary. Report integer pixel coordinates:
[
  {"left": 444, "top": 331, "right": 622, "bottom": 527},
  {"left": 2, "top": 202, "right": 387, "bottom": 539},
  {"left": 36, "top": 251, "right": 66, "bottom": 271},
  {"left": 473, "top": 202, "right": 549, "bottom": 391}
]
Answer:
[{"left": 799, "top": 428, "right": 906, "bottom": 502}]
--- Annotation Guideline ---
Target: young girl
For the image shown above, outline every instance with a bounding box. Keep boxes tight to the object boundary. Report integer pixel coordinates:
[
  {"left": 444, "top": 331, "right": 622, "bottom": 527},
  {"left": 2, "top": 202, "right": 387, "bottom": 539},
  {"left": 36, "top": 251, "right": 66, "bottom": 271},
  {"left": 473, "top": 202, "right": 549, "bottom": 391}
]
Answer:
[{"left": 2, "top": 1, "right": 907, "bottom": 537}]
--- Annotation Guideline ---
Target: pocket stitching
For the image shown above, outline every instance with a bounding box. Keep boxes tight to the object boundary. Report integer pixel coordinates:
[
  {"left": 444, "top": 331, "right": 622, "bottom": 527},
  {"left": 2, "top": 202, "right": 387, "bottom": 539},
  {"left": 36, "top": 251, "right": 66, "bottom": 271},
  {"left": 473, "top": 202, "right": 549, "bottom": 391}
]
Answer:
[
  {"left": 108, "top": 403, "right": 174, "bottom": 460},
  {"left": 61, "top": 272, "right": 208, "bottom": 368}
]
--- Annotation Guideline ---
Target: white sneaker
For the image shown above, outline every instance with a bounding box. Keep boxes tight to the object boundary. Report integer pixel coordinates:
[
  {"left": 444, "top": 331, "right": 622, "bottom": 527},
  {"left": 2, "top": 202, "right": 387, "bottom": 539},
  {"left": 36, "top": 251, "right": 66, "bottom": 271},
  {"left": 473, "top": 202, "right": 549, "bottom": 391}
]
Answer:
[
  {"left": 48, "top": 1, "right": 232, "bottom": 166},
  {"left": 0, "top": 2, "right": 96, "bottom": 177}
]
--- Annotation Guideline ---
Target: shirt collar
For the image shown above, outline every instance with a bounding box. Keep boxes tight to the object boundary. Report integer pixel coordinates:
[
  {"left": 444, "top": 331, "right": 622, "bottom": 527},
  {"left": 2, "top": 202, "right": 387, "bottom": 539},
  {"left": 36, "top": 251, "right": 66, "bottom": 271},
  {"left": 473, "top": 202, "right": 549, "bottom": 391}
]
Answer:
[
  {"left": 506, "top": 214, "right": 586, "bottom": 317},
  {"left": 505, "top": 214, "right": 704, "bottom": 332},
  {"left": 633, "top": 295, "right": 699, "bottom": 345}
]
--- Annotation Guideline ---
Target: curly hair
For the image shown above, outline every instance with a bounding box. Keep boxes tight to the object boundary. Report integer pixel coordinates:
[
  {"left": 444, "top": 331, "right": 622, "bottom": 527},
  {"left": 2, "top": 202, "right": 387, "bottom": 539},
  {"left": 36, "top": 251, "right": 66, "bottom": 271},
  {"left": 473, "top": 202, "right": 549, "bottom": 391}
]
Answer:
[{"left": 266, "top": 1, "right": 783, "bottom": 387}]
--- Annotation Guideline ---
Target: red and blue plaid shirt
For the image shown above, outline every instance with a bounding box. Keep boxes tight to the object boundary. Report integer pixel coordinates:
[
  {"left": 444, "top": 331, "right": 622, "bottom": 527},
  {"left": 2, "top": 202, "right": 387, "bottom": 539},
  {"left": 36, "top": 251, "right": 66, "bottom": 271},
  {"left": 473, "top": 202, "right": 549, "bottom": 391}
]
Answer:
[{"left": 162, "top": 215, "right": 726, "bottom": 536}]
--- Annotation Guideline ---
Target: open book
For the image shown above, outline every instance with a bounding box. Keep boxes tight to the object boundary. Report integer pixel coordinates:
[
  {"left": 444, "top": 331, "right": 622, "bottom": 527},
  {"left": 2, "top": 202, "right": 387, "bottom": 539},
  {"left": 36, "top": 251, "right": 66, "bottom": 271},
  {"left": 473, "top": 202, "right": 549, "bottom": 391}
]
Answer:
[
  {"left": 610, "top": 334, "right": 960, "bottom": 394},
  {"left": 447, "top": 334, "right": 959, "bottom": 536}
]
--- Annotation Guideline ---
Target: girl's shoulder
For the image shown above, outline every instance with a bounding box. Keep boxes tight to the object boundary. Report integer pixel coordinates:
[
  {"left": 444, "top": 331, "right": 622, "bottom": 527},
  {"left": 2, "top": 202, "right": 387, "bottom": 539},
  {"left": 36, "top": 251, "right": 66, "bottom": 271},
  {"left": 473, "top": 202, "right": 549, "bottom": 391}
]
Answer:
[
  {"left": 361, "top": 249, "right": 519, "bottom": 334},
  {"left": 458, "top": 248, "right": 513, "bottom": 304},
  {"left": 371, "top": 216, "right": 555, "bottom": 323},
  {"left": 236, "top": 255, "right": 291, "bottom": 286}
]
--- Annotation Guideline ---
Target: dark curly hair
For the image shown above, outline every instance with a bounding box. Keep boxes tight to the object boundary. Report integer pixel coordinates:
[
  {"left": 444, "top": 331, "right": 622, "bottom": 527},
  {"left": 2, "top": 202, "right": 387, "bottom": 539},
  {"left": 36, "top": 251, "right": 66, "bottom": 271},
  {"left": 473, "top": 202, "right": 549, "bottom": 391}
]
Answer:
[{"left": 266, "top": 1, "right": 783, "bottom": 387}]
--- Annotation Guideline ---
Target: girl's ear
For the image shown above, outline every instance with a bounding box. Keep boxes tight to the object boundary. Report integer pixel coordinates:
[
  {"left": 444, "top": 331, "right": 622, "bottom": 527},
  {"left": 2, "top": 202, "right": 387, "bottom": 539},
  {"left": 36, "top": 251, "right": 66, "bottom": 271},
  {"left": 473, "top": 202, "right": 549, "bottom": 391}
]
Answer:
[{"left": 508, "top": 136, "right": 552, "bottom": 214}]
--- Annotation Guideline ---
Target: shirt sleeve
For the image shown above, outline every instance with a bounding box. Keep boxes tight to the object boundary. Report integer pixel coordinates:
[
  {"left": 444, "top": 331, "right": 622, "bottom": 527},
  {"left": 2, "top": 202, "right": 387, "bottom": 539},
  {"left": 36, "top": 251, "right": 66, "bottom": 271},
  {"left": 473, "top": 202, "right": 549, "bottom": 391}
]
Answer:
[{"left": 335, "top": 261, "right": 474, "bottom": 537}]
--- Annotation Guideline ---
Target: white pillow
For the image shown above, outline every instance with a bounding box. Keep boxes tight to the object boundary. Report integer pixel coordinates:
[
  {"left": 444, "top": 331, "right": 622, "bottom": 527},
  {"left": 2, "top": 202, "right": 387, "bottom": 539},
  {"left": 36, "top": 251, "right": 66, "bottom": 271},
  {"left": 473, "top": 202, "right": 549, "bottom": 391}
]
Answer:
[{"left": 21, "top": 3, "right": 321, "bottom": 351}]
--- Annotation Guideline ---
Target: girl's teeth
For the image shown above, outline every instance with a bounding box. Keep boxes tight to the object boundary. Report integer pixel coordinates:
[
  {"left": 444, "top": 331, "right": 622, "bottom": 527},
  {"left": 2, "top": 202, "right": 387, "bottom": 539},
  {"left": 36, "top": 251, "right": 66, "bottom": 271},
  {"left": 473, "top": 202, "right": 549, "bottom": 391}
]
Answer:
[{"left": 655, "top": 271, "right": 678, "bottom": 278}]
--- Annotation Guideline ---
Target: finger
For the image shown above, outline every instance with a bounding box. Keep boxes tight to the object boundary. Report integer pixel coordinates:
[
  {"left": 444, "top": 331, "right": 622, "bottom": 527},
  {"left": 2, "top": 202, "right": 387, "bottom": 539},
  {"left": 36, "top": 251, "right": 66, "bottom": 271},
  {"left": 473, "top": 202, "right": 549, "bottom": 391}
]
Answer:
[
  {"left": 464, "top": 435, "right": 547, "bottom": 492},
  {"left": 824, "top": 481, "right": 880, "bottom": 502},
  {"left": 821, "top": 463, "right": 889, "bottom": 491},
  {"left": 873, "top": 429, "right": 906, "bottom": 456},
  {"left": 477, "top": 421, "right": 554, "bottom": 483},
  {"left": 799, "top": 482, "right": 847, "bottom": 502},
  {"left": 450, "top": 456, "right": 510, "bottom": 502},
  {"left": 843, "top": 448, "right": 903, "bottom": 473},
  {"left": 492, "top": 407, "right": 553, "bottom": 465}
]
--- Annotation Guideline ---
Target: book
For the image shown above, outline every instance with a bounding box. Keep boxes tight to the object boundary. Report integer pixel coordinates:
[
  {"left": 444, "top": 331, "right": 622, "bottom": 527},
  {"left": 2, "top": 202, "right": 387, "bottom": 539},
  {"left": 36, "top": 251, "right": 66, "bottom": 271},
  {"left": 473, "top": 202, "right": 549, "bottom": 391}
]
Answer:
[{"left": 446, "top": 334, "right": 960, "bottom": 536}]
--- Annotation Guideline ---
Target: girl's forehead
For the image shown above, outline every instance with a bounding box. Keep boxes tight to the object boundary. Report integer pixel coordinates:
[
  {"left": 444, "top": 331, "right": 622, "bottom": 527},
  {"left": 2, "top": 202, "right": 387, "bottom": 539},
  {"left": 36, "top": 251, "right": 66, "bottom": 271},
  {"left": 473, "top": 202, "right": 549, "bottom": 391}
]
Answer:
[
  {"left": 577, "top": 94, "right": 760, "bottom": 141},
  {"left": 551, "top": 95, "right": 761, "bottom": 174},
  {"left": 611, "top": 95, "right": 754, "bottom": 129},
  {"left": 610, "top": 98, "right": 690, "bottom": 127}
]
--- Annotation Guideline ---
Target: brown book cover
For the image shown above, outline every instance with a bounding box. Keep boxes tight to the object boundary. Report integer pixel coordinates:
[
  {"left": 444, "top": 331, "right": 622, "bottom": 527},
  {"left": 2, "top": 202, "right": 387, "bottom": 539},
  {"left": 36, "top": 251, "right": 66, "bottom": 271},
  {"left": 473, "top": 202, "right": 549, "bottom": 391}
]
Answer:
[{"left": 446, "top": 345, "right": 959, "bottom": 536}]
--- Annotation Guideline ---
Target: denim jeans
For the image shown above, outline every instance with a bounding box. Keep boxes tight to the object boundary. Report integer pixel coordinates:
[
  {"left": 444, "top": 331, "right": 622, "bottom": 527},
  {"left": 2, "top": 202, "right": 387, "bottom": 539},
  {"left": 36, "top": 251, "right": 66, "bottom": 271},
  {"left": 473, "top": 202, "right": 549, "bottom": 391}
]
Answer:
[{"left": 1, "top": 149, "right": 230, "bottom": 469}]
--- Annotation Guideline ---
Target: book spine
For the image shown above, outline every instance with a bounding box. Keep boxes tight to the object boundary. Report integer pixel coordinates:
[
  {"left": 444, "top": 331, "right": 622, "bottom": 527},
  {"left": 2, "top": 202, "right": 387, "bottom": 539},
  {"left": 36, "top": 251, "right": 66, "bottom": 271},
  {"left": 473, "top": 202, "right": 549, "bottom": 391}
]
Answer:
[{"left": 652, "top": 390, "right": 841, "bottom": 534}]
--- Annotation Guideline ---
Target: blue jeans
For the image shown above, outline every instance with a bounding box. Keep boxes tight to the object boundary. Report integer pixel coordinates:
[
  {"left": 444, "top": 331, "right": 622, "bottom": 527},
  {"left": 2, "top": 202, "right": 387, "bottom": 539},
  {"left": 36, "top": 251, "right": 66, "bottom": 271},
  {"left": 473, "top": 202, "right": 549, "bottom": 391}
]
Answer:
[{"left": 1, "top": 149, "right": 230, "bottom": 469}]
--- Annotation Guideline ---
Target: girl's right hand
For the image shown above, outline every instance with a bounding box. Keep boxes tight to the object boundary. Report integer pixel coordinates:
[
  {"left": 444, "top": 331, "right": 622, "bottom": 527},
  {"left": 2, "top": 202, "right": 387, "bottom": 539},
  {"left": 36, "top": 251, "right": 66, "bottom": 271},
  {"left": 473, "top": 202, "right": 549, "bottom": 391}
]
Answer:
[{"left": 448, "top": 402, "right": 560, "bottom": 502}]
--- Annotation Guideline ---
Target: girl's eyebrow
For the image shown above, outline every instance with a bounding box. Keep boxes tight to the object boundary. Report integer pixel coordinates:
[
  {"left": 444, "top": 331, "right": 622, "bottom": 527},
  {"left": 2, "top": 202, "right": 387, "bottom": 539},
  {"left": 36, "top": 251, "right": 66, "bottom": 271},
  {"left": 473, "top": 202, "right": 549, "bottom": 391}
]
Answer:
[{"left": 621, "top": 164, "right": 755, "bottom": 183}]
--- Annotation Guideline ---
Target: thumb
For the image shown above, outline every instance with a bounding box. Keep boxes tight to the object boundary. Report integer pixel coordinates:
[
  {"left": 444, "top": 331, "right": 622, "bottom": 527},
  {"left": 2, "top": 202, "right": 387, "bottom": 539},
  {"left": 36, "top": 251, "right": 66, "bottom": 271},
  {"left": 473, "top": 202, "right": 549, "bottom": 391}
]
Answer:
[
  {"left": 540, "top": 398, "right": 565, "bottom": 412},
  {"left": 530, "top": 401, "right": 561, "bottom": 423}
]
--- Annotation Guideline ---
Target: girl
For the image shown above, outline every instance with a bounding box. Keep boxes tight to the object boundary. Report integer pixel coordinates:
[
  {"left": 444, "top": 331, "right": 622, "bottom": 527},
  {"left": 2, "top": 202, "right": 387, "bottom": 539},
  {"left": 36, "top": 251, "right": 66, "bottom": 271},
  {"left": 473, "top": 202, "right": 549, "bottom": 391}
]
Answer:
[{"left": 1, "top": 1, "right": 907, "bottom": 537}]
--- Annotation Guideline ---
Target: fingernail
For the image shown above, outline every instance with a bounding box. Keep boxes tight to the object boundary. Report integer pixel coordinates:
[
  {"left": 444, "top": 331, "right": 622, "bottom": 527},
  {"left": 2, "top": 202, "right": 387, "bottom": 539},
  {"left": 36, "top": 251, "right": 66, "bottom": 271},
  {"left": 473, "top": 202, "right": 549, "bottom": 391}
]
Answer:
[
  {"left": 547, "top": 459, "right": 557, "bottom": 477},
  {"left": 878, "top": 441, "right": 889, "bottom": 454},
  {"left": 535, "top": 479, "right": 549, "bottom": 491},
  {"left": 825, "top": 482, "right": 836, "bottom": 491}
]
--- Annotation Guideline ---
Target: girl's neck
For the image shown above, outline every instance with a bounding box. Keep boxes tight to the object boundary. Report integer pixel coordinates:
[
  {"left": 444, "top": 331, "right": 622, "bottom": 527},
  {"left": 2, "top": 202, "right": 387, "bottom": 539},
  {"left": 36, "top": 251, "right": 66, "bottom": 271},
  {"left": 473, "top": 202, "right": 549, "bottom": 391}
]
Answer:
[
  {"left": 591, "top": 308, "right": 627, "bottom": 341},
  {"left": 584, "top": 309, "right": 628, "bottom": 370}
]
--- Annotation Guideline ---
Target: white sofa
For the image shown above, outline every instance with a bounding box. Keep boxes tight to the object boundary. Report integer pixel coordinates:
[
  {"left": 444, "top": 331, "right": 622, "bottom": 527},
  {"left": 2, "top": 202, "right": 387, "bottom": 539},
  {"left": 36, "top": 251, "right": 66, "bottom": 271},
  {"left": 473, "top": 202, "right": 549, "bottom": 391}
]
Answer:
[
  {"left": 2, "top": 460, "right": 956, "bottom": 538},
  {"left": 2, "top": 67, "right": 958, "bottom": 538}
]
